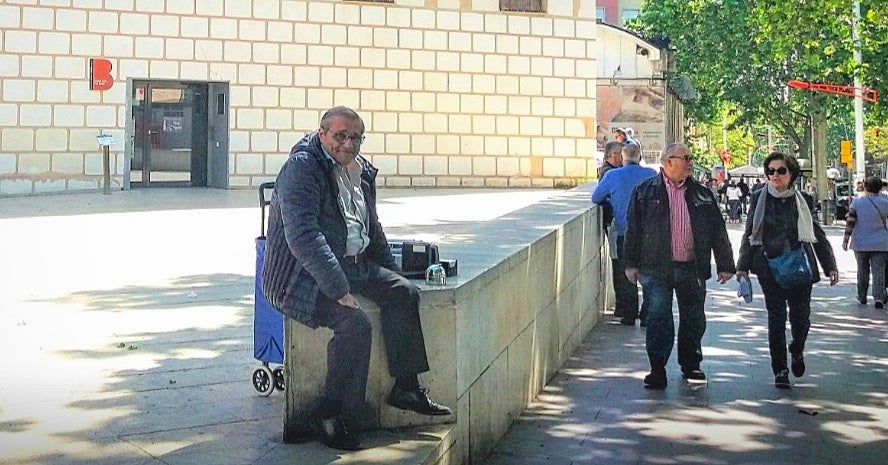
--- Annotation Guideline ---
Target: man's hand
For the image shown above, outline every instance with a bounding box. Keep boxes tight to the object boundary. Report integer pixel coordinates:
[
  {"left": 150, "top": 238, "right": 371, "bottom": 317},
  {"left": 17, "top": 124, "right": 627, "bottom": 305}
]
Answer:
[
  {"left": 736, "top": 270, "right": 749, "bottom": 281},
  {"left": 337, "top": 293, "right": 361, "bottom": 309},
  {"left": 829, "top": 270, "right": 839, "bottom": 286},
  {"left": 842, "top": 242, "right": 849, "bottom": 251},
  {"left": 625, "top": 267, "right": 639, "bottom": 284},
  {"left": 717, "top": 272, "right": 734, "bottom": 284}
]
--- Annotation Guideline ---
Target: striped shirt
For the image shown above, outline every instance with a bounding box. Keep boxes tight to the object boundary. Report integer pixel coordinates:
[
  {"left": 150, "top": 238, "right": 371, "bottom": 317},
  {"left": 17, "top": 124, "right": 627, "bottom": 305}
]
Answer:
[{"left": 663, "top": 174, "right": 694, "bottom": 262}]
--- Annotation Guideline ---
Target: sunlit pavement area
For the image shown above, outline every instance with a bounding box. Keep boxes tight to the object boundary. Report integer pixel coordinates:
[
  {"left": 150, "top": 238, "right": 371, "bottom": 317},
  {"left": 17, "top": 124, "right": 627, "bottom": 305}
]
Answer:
[
  {"left": 2, "top": 189, "right": 886, "bottom": 465},
  {"left": 0, "top": 187, "right": 562, "bottom": 465},
  {"left": 482, "top": 221, "right": 888, "bottom": 465}
]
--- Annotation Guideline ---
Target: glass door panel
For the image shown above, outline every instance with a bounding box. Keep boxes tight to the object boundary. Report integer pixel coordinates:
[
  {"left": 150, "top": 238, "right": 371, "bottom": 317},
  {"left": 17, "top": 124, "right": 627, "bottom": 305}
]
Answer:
[{"left": 130, "top": 82, "right": 207, "bottom": 187}]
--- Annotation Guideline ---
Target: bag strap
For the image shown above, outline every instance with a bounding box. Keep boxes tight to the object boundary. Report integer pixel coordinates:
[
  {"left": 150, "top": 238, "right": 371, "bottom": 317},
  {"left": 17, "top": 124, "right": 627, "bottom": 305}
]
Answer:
[{"left": 865, "top": 196, "right": 888, "bottom": 231}]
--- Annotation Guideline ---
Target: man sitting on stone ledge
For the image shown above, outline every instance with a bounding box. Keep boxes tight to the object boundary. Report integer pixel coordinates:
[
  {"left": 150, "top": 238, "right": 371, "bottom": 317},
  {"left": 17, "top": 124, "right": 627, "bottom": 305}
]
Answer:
[{"left": 262, "top": 106, "right": 451, "bottom": 451}]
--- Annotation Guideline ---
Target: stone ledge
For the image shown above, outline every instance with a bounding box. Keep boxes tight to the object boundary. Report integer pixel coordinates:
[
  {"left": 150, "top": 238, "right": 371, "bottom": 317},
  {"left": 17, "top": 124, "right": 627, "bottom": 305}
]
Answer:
[{"left": 283, "top": 183, "right": 608, "bottom": 464}]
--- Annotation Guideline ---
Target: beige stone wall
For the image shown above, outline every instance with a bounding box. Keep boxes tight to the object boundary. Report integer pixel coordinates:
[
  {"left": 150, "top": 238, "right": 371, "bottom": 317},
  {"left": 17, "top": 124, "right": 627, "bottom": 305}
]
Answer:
[{"left": 0, "top": 0, "right": 598, "bottom": 196}]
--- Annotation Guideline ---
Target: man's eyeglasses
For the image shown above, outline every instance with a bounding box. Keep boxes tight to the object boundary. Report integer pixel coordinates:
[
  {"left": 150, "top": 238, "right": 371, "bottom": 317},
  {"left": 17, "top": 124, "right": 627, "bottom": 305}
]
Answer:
[
  {"left": 766, "top": 167, "right": 789, "bottom": 176},
  {"left": 668, "top": 155, "right": 693, "bottom": 162},
  {"left": 329, "top": 132, "right": 365, "bottom": 145}
]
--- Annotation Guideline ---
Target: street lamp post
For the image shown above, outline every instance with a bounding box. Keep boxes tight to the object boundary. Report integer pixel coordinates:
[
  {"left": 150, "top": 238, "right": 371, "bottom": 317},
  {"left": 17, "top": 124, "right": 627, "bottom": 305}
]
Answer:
[{"left": 853, "top": 0, "right": 866, "bottom": 180}]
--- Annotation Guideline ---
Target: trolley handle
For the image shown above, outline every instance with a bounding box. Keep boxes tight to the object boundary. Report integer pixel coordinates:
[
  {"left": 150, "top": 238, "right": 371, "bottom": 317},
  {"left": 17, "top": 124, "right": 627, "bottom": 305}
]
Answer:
[{"left": 259, "top": 182, "right": 275, "bottom": 237}]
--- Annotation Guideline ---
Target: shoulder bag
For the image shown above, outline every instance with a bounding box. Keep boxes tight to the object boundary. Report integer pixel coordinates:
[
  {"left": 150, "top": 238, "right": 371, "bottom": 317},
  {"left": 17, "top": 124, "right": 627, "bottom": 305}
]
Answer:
[{"left": 766, "top": 247, "right": 813, "bottom": 289}]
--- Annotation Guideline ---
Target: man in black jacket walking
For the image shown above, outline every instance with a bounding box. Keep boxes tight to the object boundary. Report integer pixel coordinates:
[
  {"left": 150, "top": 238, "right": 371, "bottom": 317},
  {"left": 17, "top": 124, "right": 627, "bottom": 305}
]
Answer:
[
  {"left": 262, "top": 106, "right": 450, "bottom": 451},
  {"left": 623, "top": 143, "right": 736, "bottom": 389}
]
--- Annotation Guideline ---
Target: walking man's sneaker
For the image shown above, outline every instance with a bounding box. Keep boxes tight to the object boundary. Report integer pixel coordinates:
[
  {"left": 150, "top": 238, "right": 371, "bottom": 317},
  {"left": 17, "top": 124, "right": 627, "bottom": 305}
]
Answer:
[
  {"left": 643, "top": 371, "right": 667, "bottom": 390},
  {"left": 876, "top": 301, "right": 885, "bottom": 309},
  {"left": 681, "top": 368, "right": 706, "bottom": 381},
  {"left": 774, "top": 369, "right": 790, "bottom": 389},
  {"left": 791, "top": 353, "right": 805, "bottom": 377}
]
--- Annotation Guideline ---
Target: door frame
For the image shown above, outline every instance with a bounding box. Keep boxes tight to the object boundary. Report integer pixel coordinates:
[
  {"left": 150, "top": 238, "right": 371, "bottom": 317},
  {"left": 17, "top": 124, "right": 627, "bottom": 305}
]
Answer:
[{"left": 123, "top": 78, "right": 229, "bottom": 190}]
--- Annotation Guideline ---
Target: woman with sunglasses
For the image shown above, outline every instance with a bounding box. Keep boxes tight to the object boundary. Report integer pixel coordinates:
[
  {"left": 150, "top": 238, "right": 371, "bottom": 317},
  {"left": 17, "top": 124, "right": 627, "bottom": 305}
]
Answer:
[{"left": 736, "top": 152, "right": 839, "bottom": 389}]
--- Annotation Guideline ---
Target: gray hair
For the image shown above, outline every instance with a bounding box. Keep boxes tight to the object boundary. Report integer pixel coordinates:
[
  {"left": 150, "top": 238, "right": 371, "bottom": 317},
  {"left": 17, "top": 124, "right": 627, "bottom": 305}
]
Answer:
[
  {"left": 604, "top": 141, "right": 624, "bottom": 157},
  {"left": 319, "top": 106, "right": 364, "bottom": 131},
  {"left": 659, "top": 142, "right": 690, "bottom": 163},
  {"left": 622, "top": 143, "right": 641, "bottom": 164}
]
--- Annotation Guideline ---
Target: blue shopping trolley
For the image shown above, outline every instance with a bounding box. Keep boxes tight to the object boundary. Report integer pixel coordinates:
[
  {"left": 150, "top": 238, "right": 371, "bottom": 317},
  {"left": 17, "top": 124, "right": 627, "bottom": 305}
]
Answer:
[{"left": 251, "top": 182, "right": 286, "bottom": 396}]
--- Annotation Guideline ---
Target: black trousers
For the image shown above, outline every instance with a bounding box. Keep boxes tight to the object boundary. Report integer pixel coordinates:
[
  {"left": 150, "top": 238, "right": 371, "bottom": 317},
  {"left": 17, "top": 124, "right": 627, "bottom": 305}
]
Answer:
[
  {"left": 316, "top": 261, "right": 430, "bottom": 410},
  {"left": 612, "top": 236, "right": 640, "bottom": 319},
  {"left": 759, "top": 277, "right": 812, "bottom": 375}
]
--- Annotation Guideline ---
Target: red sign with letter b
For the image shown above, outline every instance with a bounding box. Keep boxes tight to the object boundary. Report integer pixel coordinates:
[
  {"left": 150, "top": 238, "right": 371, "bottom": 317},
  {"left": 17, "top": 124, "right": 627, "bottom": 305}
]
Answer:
[{"left": 90, "top": 58, "right": 114, "bottom": 91}]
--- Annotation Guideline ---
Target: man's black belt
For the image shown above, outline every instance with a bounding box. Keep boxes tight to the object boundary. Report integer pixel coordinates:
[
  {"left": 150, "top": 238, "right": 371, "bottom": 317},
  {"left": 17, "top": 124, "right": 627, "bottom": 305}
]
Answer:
[{"left": 343, "top": 253, "right": 366, "bottom": 264}]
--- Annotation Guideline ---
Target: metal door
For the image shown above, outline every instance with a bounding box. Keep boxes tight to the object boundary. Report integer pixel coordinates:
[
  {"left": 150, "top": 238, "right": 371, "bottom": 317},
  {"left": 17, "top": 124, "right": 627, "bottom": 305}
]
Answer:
[{"left": 207, "top": 82, "right": 230, "bottom": 189}]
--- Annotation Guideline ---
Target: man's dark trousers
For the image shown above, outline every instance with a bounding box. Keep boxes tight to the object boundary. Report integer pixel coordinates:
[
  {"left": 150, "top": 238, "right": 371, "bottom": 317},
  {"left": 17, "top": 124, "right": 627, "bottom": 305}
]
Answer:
[
  {"left": 316, "top": 260, "right": 430, "bottom": 412},
  {"left": 613, "top": 236, "right": 640, "bottom": 319},
  {"left": 639, "top": 262, "right": 706, "bottom": 372}
]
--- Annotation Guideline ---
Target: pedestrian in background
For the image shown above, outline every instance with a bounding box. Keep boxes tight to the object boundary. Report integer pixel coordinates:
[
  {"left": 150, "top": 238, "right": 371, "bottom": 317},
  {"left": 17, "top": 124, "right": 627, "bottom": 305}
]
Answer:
[
  {"left": 624, "top": 143, "right": 736, "bottom": 389},
  {"left": 842, "top": 176, "right": 888, "bottom": 308},
  {"left": 613, "top": 127, "right": 639, "bottom": 147},
  {"left": 597, "top": 141, "right": 623, "bottom": 315},
  {"left": 726, "top": 180, "right": 742, "bottom": 223},
  {"left": 592, "top": 143, "right": 657, "bottom": 326},
  {"left": 738, "top": 178, "right": 750, "bottom": 214},
  {"left": 736, "top": 152, "right": 838, "bottom": 390}
]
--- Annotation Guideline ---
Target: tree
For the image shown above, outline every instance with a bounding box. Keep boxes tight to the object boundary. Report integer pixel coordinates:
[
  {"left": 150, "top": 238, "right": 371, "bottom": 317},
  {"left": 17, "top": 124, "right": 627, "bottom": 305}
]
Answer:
[
  {"left": 865, "top": 126, "right": 888, "bottom": 162},
  {"left": 634, "top": 0, "right": 888, "bottom": 192}
]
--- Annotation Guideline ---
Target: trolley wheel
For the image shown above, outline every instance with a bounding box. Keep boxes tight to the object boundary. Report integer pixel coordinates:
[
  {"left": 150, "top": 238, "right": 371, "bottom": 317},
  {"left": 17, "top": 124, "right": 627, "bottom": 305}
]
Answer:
[
  {"left": 272, "top": 366, "right": 286, "bottom": 392},
  {"left": 252, "top": 366, "right": 275, "bottom": 396}
]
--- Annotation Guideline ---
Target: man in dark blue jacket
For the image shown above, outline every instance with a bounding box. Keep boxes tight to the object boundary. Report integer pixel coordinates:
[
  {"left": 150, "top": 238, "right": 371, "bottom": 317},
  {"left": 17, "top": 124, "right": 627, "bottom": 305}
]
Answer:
[
  {"left": 262, "top": 107, "right": 450, "bottom": 451},
  {"left": 623, "top": 143, "right": 736, "bottom": 389}
]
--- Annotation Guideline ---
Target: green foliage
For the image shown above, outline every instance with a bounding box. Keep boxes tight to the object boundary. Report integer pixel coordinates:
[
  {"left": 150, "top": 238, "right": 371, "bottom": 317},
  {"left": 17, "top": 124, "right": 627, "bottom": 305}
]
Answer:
[
  {"left": 865, "top": 126, "right": 888, "bottom": 162},
  {"left": 634, "top": 0, "right": 888, "bottom": 160},
  {"left": 685, "top": 106, "right": 756, "bottom": 168}
]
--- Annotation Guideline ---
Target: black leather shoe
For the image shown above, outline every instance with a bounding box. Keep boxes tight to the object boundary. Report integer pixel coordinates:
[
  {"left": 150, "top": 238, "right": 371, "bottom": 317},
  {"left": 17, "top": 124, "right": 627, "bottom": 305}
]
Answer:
[
  {"left": 643, "top": 372, "right": 667, "bottom": 390},
  {"left": 288, "top": 419, "right": 315, "bottom": 443},
  {"left": 387, "top": 386, "right": 452, "bottom": 416},
  {"left": 774, "top": 369, "right": 790, "bottom": 389},
  {"left": 681, "top": 369, "right": 706, "bottom": 381},
  {"left": 791, "top": 353, "right": 805, "bottom": 377},
  {"left": 310, "top": 413, "right": 361, "bottom": 451},
  {"left": 619, "top": 318, "right": 636, "bottom": 326}
]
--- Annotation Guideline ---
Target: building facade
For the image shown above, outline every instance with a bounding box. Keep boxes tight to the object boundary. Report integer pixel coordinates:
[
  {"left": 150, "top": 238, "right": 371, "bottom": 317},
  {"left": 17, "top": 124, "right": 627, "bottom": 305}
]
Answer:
[
  {"left": 595, "top": 0, "right": 642, "bottom": 26},
  {"left": 0, "top": 0, "right": 600, "bottom": 196},
  {"left": 595, "top": 22, "right": 685, "bottom": 165}
]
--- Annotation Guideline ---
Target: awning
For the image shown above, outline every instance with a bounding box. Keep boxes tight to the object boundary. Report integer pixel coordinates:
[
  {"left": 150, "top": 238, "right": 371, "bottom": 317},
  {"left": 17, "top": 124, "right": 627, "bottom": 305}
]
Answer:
[{"left": 729, "top": 165, "right": 763, "bottom": 177}]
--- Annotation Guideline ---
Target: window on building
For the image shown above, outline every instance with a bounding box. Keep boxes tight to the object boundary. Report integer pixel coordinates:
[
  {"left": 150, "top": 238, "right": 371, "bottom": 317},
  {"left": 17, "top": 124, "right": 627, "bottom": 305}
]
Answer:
[
  {"left": 500, "top": 0, "right": 543, "bottom": 13},
  {"left": 596, "top": 7, "right": 605, "bottom": 22},
  {"left": 622, "top": 9, "right": 640, "bottom": 24}
]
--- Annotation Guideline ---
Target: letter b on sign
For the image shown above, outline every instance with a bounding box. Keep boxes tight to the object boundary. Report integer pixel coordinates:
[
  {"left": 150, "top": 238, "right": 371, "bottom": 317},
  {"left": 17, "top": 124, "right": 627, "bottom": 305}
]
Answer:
[{"left": 90, "top": 58, "right": 114, "bottom": 91}]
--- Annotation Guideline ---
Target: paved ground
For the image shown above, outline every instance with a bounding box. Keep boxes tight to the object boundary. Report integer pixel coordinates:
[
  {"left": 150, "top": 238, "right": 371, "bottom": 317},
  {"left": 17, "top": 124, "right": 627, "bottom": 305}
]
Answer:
[
  {"left": 2, "top": 188, "right": 886, "bottom": 465},
  {"left": 481, "top": 221, "right": 888, "bottom": 465},
  {"left": 0, "top": 187, "right": 559, "bottom": 465}
]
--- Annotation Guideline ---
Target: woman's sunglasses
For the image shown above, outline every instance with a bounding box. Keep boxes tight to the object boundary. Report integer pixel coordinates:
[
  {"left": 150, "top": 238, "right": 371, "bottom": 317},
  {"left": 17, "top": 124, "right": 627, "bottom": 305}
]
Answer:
[{"left": 766, "top": 167, "right": 789, "bottom": 176}]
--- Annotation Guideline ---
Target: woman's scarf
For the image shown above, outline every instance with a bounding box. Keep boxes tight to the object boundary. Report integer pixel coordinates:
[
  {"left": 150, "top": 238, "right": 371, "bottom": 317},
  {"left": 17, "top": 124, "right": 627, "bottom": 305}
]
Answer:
[{"left": 749, "top": 183, "right": 816, "bottom": 246}]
